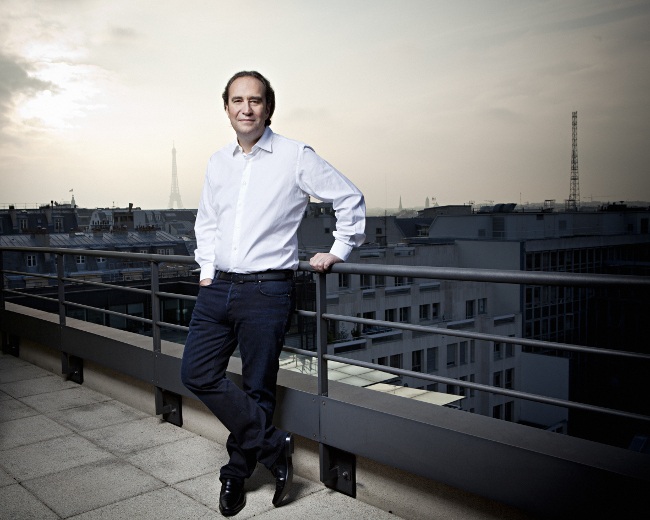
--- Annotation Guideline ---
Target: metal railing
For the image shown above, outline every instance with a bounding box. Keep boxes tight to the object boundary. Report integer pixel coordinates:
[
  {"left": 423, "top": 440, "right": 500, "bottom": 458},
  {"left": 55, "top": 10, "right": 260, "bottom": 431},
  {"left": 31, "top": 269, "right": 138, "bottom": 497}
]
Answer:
[
  {"left": 3, "top": 245, "right": 650, "bottom": 517},
  {"left": 2, "top": 245, "right": 650, "bottom": 425}
]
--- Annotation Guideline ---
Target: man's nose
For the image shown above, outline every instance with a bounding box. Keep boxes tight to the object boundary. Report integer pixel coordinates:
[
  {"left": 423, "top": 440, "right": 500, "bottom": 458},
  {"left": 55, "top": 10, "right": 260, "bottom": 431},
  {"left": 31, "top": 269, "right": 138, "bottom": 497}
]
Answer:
[{"left": 242, "top": 101, "right": 253, "bottom": 113}]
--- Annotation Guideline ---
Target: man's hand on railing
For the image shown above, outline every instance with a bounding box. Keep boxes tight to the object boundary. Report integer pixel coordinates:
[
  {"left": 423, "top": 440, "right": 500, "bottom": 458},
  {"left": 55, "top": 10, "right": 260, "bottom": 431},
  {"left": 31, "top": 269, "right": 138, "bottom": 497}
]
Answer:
[{"left": 309, "top": 252, "right": 342, "bottom": 273}]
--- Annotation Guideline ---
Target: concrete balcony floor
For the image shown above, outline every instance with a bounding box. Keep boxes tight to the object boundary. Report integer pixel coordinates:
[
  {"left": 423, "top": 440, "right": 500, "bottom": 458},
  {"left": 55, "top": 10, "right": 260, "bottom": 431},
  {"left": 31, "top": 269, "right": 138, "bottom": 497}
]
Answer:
[{"left": 0, "top": 353, "right": 403, "bottom": 520}]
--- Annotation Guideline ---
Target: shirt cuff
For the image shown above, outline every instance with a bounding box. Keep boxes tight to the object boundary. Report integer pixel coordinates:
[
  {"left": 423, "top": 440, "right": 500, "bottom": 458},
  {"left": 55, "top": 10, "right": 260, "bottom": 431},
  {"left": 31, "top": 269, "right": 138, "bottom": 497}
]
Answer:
[
  {"left": 199, "top": 264, "right": 215, "bottom": 281},
  {"left": 329, "top": 240, "right": 353, "bottom": 262}
]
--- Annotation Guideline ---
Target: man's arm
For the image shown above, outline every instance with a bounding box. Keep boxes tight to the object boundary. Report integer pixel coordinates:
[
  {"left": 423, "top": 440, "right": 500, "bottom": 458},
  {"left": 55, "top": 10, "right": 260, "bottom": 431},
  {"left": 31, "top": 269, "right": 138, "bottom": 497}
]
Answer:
[
  {"left": 194, "top": 163, "right": 219, "bottom": 282},
  {"left": 297, "top": 146, "right": 366, "bottom": 267}
]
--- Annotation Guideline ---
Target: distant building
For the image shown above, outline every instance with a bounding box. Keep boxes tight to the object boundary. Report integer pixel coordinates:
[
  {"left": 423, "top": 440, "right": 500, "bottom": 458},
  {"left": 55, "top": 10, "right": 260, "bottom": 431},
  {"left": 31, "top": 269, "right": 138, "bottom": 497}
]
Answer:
[
  {"left": 0, "top": 203, "right": 80, "bottom": 235},
  {"left": 1, "top": 229, "right": 192, "bottom": 289}
]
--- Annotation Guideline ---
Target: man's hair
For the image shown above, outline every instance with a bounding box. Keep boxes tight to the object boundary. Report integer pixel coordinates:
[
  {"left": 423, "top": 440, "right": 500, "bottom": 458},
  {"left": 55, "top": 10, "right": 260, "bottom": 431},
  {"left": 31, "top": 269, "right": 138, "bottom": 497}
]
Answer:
[{"left": 222, "top": 70, "right": 275, "bottom": 127}]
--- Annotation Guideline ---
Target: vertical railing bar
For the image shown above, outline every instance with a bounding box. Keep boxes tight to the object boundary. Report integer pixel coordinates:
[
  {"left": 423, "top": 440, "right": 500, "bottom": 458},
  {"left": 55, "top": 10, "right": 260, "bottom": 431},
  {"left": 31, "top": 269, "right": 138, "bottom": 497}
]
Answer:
[
  {"left": 316, "top": 272, "right": 328, "bottom": 397},
  {"left": 151, "top": 261, "right": 161, "bottom": 354},
  {"left": 0, "top": 251, "right": 5, "bottom": 311},
  {"left": 151, "top": 260, "right": 164, "bottom": 416},
  {"left": 56, "top": 253, "right": 66, "bottom": 326}
]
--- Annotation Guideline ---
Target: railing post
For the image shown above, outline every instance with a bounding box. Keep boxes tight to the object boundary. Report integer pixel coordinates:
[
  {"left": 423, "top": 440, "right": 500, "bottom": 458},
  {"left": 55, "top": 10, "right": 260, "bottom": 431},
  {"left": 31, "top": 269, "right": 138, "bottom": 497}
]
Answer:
[
  {"left": 56, "top": 252, "right": 83, "bottom": 382},
  {"left": 316, "top": 270, "right": 357, "bottom": 497},
  {"left": 151, "top": 261, "right": 161, "bottom": 353},
  {"left": 56, "top": 253, "right": 66, "bottom": 326},
  {"left": 151, "top": 260, "right": 182, "bottom": 426},
  {"left": 316, "top": 272, "right": 328, "bottom": 397},
  {"left": 0, "top": 250, "right": 5, "bottom": 311}
]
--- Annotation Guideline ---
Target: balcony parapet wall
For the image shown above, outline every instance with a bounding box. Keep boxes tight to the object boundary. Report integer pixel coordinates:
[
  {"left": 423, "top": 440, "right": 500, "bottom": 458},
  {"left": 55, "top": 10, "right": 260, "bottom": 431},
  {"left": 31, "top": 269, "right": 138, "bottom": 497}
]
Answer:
[{"left": 2, "top": 302, "right": 649, "bottom": 519}]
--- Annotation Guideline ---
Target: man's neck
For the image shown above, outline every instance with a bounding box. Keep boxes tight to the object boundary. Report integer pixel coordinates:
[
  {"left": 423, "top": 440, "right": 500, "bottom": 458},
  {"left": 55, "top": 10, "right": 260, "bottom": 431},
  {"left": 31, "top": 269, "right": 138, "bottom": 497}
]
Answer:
[{"left": 237, "top": 129, "right": 265, "bottom": 154}]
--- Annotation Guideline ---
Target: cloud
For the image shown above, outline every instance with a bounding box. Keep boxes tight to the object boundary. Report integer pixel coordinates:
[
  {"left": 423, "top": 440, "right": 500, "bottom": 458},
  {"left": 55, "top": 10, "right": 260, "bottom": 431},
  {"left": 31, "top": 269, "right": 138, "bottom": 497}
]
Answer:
[{"left": 0, "top": 51, "right": 54, "bottom": 134}]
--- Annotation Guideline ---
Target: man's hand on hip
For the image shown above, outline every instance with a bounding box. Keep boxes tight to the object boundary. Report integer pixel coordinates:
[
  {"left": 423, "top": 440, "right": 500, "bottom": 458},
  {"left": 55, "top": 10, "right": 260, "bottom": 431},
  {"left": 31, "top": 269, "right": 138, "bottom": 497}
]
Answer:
[{"left": 309, "top": 253, "right": 342, "bottom": 273}]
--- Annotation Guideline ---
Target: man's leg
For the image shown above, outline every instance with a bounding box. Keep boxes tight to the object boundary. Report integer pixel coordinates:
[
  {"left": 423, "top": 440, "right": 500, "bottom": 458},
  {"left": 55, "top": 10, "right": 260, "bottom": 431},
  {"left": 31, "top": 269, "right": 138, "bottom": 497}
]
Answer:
[{"left": 220, "top": 278, "right": 295, "bottom": 479}]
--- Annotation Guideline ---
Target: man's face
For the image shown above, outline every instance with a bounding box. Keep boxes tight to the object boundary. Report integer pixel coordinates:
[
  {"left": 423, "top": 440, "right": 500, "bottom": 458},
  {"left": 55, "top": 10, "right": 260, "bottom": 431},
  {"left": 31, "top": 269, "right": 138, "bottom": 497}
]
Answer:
[{"left": 225, "top": 76, "right": 270, "bottom": 146}]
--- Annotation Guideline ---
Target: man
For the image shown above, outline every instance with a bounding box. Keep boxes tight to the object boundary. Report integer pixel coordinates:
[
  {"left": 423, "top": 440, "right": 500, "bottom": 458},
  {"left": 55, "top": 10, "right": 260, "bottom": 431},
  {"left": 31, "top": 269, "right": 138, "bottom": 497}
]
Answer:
[{"left": 180, "top": 70, "right": 366, "bottom": 517}]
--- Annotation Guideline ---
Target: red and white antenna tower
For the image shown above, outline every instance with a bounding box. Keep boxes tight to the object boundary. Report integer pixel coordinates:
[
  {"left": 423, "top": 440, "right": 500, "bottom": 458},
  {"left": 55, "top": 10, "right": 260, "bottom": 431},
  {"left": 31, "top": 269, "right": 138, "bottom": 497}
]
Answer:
[{"left": 566, "top": 111, "right": 580, "bottom": 211}]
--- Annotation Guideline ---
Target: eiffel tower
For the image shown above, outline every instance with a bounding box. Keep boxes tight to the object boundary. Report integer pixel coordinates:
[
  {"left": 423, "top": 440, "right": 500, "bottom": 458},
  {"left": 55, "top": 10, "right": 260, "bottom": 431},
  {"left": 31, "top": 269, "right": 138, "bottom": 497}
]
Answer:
[{"left": 168, "top": 143, "right": 183, "bottom": 209}]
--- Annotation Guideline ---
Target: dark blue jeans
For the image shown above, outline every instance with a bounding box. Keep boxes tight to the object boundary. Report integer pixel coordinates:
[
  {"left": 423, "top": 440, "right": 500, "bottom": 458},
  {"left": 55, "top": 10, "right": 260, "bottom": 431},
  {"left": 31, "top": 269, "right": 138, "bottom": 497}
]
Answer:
[{"left": 180, "top": 276, "right": 295, "bottom": 480}]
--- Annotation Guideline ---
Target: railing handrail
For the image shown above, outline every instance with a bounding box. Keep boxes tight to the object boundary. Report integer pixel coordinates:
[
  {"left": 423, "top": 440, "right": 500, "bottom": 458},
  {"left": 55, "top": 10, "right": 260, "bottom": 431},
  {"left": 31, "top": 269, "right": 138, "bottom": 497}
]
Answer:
[{"left": 2, "top": 244, "right": 648, "bottom": 287}]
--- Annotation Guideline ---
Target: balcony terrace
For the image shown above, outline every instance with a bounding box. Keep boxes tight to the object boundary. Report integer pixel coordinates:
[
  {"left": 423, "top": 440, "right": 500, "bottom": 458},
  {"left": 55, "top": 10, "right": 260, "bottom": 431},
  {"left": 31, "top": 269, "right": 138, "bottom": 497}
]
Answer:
[{"left": 1, "top": 246, "right": 649, "bottom": 519}]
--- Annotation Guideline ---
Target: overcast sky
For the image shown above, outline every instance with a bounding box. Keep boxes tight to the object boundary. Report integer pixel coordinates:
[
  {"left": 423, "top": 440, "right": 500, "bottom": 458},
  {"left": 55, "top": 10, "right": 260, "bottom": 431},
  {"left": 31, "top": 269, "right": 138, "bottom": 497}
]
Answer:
[{"left": 1, "top": 0, "right": 648, "bottom": 211}]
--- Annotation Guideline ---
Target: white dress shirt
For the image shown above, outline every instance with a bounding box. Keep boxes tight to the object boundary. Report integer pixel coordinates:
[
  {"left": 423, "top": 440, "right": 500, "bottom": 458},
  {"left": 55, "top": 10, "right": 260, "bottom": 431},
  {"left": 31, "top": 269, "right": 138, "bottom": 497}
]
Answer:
[{"left": 194, "top": 127, "right": 366, "bottom": 280}]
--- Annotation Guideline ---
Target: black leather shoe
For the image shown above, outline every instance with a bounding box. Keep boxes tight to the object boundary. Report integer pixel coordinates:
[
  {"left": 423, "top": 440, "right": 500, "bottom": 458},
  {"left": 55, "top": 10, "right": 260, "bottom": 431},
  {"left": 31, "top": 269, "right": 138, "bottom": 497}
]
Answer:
[
  {"left": 219, "top": 478, "right": 246, "bottom": 517},
  {"left": 271, "top": 432, "right": 294, "bottom": 507}
]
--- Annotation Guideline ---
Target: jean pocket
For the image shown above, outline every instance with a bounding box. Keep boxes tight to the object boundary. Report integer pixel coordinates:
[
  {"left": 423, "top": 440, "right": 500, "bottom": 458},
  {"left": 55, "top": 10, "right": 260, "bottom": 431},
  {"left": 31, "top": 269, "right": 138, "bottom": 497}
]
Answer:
[{"left": 257, "top": 280, "right": 292, "bottom": 297}]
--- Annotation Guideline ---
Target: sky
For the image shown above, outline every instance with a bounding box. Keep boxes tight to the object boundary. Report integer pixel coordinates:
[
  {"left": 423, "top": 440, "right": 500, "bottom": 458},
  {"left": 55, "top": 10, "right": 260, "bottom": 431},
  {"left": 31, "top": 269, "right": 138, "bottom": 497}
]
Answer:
[{"left": 1, "top": 0, "right": 649, "bottom": 211}]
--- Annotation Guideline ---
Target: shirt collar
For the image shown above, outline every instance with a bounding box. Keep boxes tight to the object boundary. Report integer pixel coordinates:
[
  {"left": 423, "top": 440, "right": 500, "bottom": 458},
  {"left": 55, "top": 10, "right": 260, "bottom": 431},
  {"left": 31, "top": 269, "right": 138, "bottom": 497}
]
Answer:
[{"left": 231, "top": 126, "right": 274, "bottom": 156}]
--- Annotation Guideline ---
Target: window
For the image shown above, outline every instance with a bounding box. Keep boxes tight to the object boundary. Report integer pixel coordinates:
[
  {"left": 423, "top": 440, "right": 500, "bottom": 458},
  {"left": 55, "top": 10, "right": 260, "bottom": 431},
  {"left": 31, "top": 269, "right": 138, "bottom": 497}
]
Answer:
[
  {"left": 427, "top": 347, "right": 438, "bottom": 372},
  {"left": 447, "top": 384, "right": 457, "bottom": 395},
  {"left": 375, "top": 275, "right": 385, "bottom": 287},
  {"left": 419, "top": 304, "right": 431, "bottom": 321},
  {"left": 360, "top": 274, "right": 373, "bottom": 289},
  {"left": 385, "top": 308, "right": 396, "bottom": 322},
  {"left": 412, "top": 350, "right": 423, "bottom": 372},
  {"left": 75, "top": 255, "right": 86, "bottom": 265},
  {"left": 395, "top": 276, "right": 412, "bottom": 286},
  {"left": 389, "top": 354, "right": 402, "bottom": 369},
  {"left": 26, "top": 255, "right": 37, "bottom": 267},
  {"left": 431, "top": 303, "right": 440, "bottom": 319},
  {"left": 157, "top": 248, "right": 173, "bottom": 255},
  {"left": 139, "top": 249, "right": 149, "bottom": 254},
  {"left": 504, "top": 401, "right": 514, "bottom": 421},
  {"left": 493, "top": 404, "right": 502, "bottom": 419},
  {"left": 494, "top": 342, "right": 503, "bottom": 360},
  {"left": 505, "top": 368, "right": 514, "bottom": 389},
  {"left": 506, "top": 343, "right": 515, "bottom": 358},
  {"left": 493, "top": 371, "right": 502, "bottom": 388},
  {"left": 20, "top": 218, "right": 28, "bottom": 230},
  {"left": 54, "top": 218, "right": 64, "bottom": 232},
  {"left": 376, "top": 227, "right": 383, "bottom": 235},
  {"left": 338, "top": 273, "right": 350, "bottom": 289},
  {"left": 470, "top": 340, "right": 476, "bottom": 363},
  {"left": 465, "top": 300, "right": 475, "bottom": 319},
  {"left": 459, "top": 341, "right": 468, "bottom": 365},
  {"left": 399, "top": 306, "right": 410, "bottom": 322},
  {"left": 469, "top": 374, "right": 476, "bottom": 397},
  {"left": 362, "top": 311, "right": 376, "bottom": 333},
  {"left": 447, "top": 343, "right": 457, "bottom": 367},
  {"left": 478, "top": 298, "right": 487, "bottom": 314},
  {"left": 377, "top": 356, "right": 388, "bottom": 366},
  {"left": 97, "top": 257, "right": 106, "bottom": 264}
]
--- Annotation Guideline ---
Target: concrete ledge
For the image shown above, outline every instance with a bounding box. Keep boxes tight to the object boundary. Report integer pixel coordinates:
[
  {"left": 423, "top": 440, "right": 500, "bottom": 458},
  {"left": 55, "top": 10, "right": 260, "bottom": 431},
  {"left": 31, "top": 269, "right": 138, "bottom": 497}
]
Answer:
[{"left": 7, "top": 303, "right": 648, "bottom": 519}]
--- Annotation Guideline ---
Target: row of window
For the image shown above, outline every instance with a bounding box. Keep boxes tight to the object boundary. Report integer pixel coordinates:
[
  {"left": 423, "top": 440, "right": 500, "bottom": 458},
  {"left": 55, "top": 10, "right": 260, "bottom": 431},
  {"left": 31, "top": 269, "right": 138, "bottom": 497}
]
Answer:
[
  {"left": 13, "top": 218, "right": 65, "bottom": 231},
  {"left": 341, "top": 274, "right": 416, "bottom": 289},
  {"left": 24, "top": 249, "right": 175, "bottom": 267}
]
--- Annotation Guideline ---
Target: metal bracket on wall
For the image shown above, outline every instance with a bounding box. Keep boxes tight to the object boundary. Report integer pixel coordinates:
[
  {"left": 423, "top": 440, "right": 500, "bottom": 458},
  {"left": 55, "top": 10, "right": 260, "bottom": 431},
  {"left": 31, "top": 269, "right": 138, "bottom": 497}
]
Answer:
[
  {"left": 320, "top": 443, "right": 356, "bottom": 498},
  {"left": 61, "top": 352, "right": 84, "bottom": 384},
  {"left": 155, "top": 387, "right": 183, "bottom": 427},
  {"left": 1, "top": 333, "right": 19, "bottom": 357}
]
